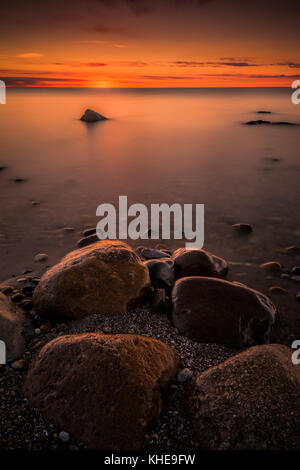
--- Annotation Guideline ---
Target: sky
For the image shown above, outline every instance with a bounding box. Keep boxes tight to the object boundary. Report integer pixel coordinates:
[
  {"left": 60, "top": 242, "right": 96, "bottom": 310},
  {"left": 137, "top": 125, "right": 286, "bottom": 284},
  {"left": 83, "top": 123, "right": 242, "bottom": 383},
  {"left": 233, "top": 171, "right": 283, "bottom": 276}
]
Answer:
[{"left": 0, "top": 0, "right": 300, "bottom": 88}]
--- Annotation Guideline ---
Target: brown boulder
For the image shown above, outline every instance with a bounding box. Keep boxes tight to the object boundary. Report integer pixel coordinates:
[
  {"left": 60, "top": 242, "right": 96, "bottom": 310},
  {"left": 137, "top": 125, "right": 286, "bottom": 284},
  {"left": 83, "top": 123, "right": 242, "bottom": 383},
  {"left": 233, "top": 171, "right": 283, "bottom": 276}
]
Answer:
[
  {"left": 172, "top": 248, "right": 228, "bottom": 279},
  {"left": 23, "top": 333, "right": 178, "bottom": 450},
  {"left": 0, "top": 293, "right": 33, "bottom": 361},
  {"left": 33, "top": 240, "right": 150, "bottom": 320},
  {"left": 189, "top": 344, "right": 300, "bottom": 449},
  {"left": 171, "top": 277, "right": 276, "bottom": 348}
]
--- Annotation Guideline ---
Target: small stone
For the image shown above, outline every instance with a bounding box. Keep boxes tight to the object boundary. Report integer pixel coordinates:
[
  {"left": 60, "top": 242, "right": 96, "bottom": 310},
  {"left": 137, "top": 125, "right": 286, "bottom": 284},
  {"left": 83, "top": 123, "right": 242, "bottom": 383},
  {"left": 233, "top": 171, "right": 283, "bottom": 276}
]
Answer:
[
  {"left": 177, "top": 368, "right": 193, "bottom": 383},
  {"left": 77, "top": 234, "right": 98, "bottom": 248},
  {"left": 280, "top": 273, "right": 290, "bottom": 279},
  {"left": 268, "top": 286, "right": 288, "bottom": 295},
  {"left": 14, "top": 178, "right": 26, "bottom": 183},
  {"left": 285, "top": 246, "right": 300, "bottom": 255},
  {"left": 31, "top": 277, "right": 40, "bottom": 285},
  {"left": 232, "top": 223, "right": 252, "bottom": 234},
  {"left": 35, "top": 328, "right": 41, "bottom": 335},
  {"left": 1, "top": 286, "right": 14, "bottom": 296},
  {"left": 80, "top": 109, "right": 107, "bottom": 123},
  {"left": 11, "top": 359, "right": 26, "bottom": 370},
  {"left": 63, "top": 227, "right": 75, "bottom": 232},
  {"left": 296, "top": 291, "right": 300, "bottom": 302},
  {"left": 31, "top": 200, "right": 40, "bottom": 205},
  {"left": 102, "top": 326, "right": 112, "bottom": 333},
  {"left": 83, "top": 227, "right": 96, "bottom": 237},
  {"left": 291, "top": 276, "right": 300, "bottom": 284},
  {"left": 11, "top": 293, "right": 26, "bottom": 303},
  {"left": 17, "top": 277, "right": 28, "bottom": 283},
  {"left": 34, "top": 253, "right": 48, "bottom": 263},
  {"left": 22, "top": 285, "right": 34, "bottom": 296},
  {"left": 260, "top": 261, "right": 282, "bottom": 273},
  {"left": 58, "top": 431, "right": 70, "bottom": 443},
  {"left": 291, "top": 267, "right": 300, "bottom": 275},
  {"left": 19, "top": 299, "right": 33, "bottom": 311}
]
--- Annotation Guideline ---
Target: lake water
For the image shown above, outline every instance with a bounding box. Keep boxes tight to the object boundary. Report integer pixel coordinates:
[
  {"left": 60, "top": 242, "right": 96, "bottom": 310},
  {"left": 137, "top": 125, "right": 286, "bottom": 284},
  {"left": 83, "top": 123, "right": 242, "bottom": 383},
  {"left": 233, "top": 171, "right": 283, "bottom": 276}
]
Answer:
[{"left": 0, "top": 87, "right": 300, "bottom": 280}]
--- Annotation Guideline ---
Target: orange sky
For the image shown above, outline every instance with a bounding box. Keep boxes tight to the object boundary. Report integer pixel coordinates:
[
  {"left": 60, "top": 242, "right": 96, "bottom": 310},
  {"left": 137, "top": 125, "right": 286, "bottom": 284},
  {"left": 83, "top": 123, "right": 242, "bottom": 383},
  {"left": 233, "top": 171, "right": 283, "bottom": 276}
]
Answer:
[{"left": 1, "top": 0, "right": 300, "bottom": 88}]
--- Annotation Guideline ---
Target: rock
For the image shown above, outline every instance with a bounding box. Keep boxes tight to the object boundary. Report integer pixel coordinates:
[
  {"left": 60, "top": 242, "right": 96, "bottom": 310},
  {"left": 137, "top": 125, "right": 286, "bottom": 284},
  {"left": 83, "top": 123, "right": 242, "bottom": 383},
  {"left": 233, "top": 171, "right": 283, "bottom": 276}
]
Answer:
[
  {"left": 11, "top": 359, "right": 26, "bottom": 370},
  {"left": 145, "top": 258, "right": 175, "bottom": 292},
  {"left": 33, "top": 240, "right": 150, "bottom": 320},
  {"left": 296, "top": 291, "right": 300, "bottom": 302},
  {"left": 189, "top": 344, "right": 300, "bottom": 450},
  {"left": 0, "top": 293, "right": 33, "bottom": 361},
  {"left": 177, "top": 368, "right": 193, "bottom": 383},
  {"left": 23, "top": 333, "right": 178, "bottom": 450},
  {"left": 1, "top": 285, "right": 14, "bottom": 296},
  {"left": 34, "top": 253, "right": 48, "bottom": 263},
  {"left": 14, "top": 178, "right": 26, "bottom": 183},
  {"left": 172, "top": 248, "right": 228, "bottom": 279},
  {"left": 291, "top": 267, "right": 300, "bottom": 275},
  {"left": 77, "top": 233, "right": 99, "bottom": 248},
  {"left": 136, "top": 247, "right": 171, "bottom": 260},
  {"left": 80, "top": 109, "right": 107, "bottom": 123},
  {"left": 150, "top": 288, "right": 169, "bottom": 313},
  {"left": 171, "top": 277, "right": 276, "bottom": 348},
  {"left": 256, "top": 110, "right": 272, "bottom": 114},
  {"left": 58, "top": 431, "right": 70, "bottom": 443},
  {"left": 232, "top": 223, "right": 252, "bottom": 234},
  {"left": 260, "top": 261, "right": 282, "bottom": 273},
  {"left": 268, "top": 286, "right": 288, "bottom": 295},
  {"left": 291, "top": 276, "right": 300, "bottom": 284},
  {"left": 19, "top": 299, "right": 33, "bottom": 311},
  {"left": 83, "top": 227, "right": 96, "bottom": 237},
  {"left": 22, "top": 285, "right": 34, "bottom": 296},
  {"left": 245, "top": 120, "right": 296, "bottom": 126},
  {"left": 285, "top": 245, "right": 300, "bottom": 255},
  {"left": 11, "top": 293, "right": 26, "bottom": 303}
]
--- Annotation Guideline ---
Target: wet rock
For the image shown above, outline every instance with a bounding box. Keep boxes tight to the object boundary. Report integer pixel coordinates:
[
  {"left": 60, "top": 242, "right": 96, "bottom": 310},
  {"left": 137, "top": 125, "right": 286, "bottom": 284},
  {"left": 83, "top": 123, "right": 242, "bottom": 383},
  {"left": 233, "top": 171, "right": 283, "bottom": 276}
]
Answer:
[
  {"left": 77, "top": 234, "right": 98, "bottom": 248},
  {"left": 256, "top": 110, "right": 272, "bottom": 114},
  {"left": 19, "top": 299, "right": 33, "bottom": 311},
  {"left": 11, "top": 359, "right": 27, "bottom": 370},
  {"left": 291, "top": 267, "right": 300, "bottom": 275},
  {"left": 150, "top": 288, "right": 169, "bottom": 313},
  {"left": 285, "top": 245, "right": 300, "bottom": 255},
  {"left": 13, "top": 178, "right": 26, "bottom": 183},
  {"left": 22, "top": 285, "right": 34, "bottom": 297},
  {"left": 232, "top": 223, "right": 252, "bottom": 234},
  {"left": 80, "top": 109, "right": 107, "bottom": 123},
  {"left": 260, "top": 261, "right": 282, "bottom": 273},
  {"left": 268, "top": 286, "right": 288, "bottom": 295},
  {"left": 172, "top": 277, "right": 276, "bottom": 348},
  {"left": 82, "top": 227, "right": 96, "bottom": 237},
  {"left": 1, "top": 285, "right": 14, "bottom": 296},
  {"left": 189, "top": 344, "right": 300, "bottom": 450},
  {"left": 245, "top": 120, "right": 296, "bottom": 126},
  {"left": 172, "top": 248, "right": 228, "bottom": 279},
  {"left": 296, "top": 291, "right": 300, "bottom": 302},
  {"left": 23, "top": 333, "right": 178, "bottom": 450},
  {"left": 136, "top": 247, "right": 171, "bottom": 260},
  {"left": 34, "top": 253, "right": 48, "bottom": 263},
  {"left": 291, "top": 276, "right": 300, "bottom": 284},
  {"left": 33, "top": 240, "right": 150, "bottom": 320},
  {"left": 11, "top": 293, "right": 26, "bottom": 303},
  {"left": 145, "top": 258, "right": 175, "bottom": 292},
  {"left": 0, "top": 293, "right": 33, "bottom": 361}
]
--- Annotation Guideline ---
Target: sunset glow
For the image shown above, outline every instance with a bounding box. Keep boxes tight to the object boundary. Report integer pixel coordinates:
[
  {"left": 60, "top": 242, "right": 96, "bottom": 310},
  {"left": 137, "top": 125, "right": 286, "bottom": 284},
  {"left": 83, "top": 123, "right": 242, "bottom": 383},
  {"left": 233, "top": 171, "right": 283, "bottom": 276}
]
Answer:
[{"left": 1, "top": 0, "right": 300, "bottom": 88}]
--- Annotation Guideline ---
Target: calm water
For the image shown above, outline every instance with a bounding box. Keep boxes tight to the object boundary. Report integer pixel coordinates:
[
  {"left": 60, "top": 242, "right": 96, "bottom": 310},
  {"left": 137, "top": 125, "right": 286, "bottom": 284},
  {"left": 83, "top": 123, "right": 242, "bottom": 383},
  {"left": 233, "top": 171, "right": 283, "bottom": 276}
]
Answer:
[{"left": 0, "top": 87, "right": 300, "bottom": 280}]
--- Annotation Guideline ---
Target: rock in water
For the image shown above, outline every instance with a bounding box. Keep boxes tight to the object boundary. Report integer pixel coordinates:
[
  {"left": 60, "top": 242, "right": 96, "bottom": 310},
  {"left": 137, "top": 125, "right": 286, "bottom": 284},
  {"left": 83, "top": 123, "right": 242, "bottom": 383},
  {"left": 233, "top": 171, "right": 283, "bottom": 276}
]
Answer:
[
  {"left": 172, "top": 248, "right": 228, "bottom": 279},
  {"left": 0, "top": 293, "right": 33, "bottom": 361},
  {"left": 33, "top": 240, "right": 150, "bottom": 320},
  {"left": 189, "top": 344, "right": 300, "bottom": 450},
  {"left": 80, "top": 109, "right": 107, "bottom": 122},
  {"left": 23, "top": 333, "right": 178, "bottom": 450},
  {"left": 171, "top": 277, "right": 276, "bottom": 348}
]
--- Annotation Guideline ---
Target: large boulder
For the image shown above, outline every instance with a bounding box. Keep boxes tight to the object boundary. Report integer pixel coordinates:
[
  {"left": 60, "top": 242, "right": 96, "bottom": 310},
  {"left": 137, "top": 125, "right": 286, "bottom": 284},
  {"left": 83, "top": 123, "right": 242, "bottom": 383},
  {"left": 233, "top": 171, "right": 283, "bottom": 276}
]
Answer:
[
  {"left": 189, "top": 344, "right": 300, "bottom": 450},
  {"left": 171, "top": 277, "right": 276, "bottom": 348},
  {"left": 0, "top": 293, "right": 33, "bottom": 361},
  {"left": 33, "top": 240, "right": 150, "bottom": 320},
  {"left": 172, "top": 248, "right": 228, "bottom": 279},
  {"left": 80, "top": 109, "right": 107, "bottom": 122},
  {"left": 23, "top": 333, "right": 178, "bottom": 450}
]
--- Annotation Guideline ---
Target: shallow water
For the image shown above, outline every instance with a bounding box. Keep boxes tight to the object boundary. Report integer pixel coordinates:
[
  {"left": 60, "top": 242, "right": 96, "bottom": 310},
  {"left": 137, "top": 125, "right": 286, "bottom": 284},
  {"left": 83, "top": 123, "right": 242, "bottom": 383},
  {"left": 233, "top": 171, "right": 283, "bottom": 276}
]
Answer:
[{"left": 0, "top": 87, "right": 300, "bottom": 280}]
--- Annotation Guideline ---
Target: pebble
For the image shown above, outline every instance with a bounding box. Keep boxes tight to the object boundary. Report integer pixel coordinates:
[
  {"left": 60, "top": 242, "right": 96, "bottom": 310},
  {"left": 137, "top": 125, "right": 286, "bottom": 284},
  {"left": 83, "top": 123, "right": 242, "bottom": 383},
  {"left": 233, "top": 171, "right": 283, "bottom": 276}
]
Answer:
[
  {"left": 83, "top": 227, "right": 96, "bottom": 237},
  {"left": 14, "top": 178, "right": 26, "bottom": 183},
  {"left": 291, "top": 267, "right": 300, "bottom": 276},
  {"left": 285, "top": 246, "right": 300, "bottom": 255},
  {"left": 232, "top": 223, "right": 252, "bottom": 234},
  {"left": 280, "top": 274, "right": 290, "bottom": 279},
  {"left": 1, "top": 285, "right": 14, "bottom": 295},
  {"left": 11, "top": 360, "right": 26, "bottom": 371},
  {"left": 11, "top": 293, "right": 26, "bottom": 303},
  {"left": 260, "top": 261, "right": 281, "bottom": 273},
  {"left": 34, "top": 253, "right": 48, "bottom": 262},
  {"left": 35, "top": 328, "right": 41, "bottom": 336},
  {"left": 268, "top": 286, "right": 288, "bottom": 295},
  {"left": 177, "top": 368, "right": 193, "bottom": 383},
  {"left": 291, "top": 276, "right": 300, "bottom": 284},
  {"left": 19, "top": 299, "right": 33, "bottom": 311},
  {"left": 58, "top": 431, "right": 70, "bottom": 443},
  {"left": 296, "top": 292, "right": 300, "bottom": 302}
]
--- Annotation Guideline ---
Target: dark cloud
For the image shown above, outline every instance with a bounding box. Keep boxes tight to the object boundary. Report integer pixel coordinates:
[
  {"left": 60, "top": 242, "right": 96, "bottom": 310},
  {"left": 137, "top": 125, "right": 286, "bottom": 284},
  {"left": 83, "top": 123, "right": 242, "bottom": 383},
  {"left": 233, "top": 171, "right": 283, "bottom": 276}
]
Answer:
[
  {"left": 172, "top": 60, "right": 260, "bottom": 67},
  {"left": 3, "top": 76, "right": 86, "bottom": 86}
]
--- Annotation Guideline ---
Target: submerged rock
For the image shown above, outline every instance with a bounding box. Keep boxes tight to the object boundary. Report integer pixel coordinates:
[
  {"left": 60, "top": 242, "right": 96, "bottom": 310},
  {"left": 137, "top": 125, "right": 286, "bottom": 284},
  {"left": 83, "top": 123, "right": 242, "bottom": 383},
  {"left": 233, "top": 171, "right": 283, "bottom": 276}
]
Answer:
[
  {"left": 232, "top": 223, "right": 252, "bottom": 234},
  {"left": 189, "top": 344, "right": 300, "bottom": 449},
  {"left": 172, "top": 248, "right": 228, "bottom": 279},
  {"left": 0, "top": 293, "right": 33, "bottom": 361},
  {"left": 23, "top": 333, "right": 178, "bottom": 450},
  {"left": 80, "top": 109, "right": 107, "bottom": 122},
  {"left": 245, "top": 120, "right": 296, "bottom": 126},
  {"left": 33, "top": 240, "right": 150, "bottom": 320},
  {"left": 260, "top": 261, "right": 282, "bottom": 273},
  {"left": 171, "top": 277, "right": 276, "bottom": 348}
]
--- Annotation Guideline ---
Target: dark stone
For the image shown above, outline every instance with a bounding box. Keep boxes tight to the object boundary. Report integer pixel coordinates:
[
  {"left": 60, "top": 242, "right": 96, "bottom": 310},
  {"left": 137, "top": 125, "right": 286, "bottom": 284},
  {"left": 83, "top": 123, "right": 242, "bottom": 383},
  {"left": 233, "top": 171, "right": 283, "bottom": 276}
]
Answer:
[
  {"left": 171, "top": 277, "right": 276, "bottom": 348},
  {"left": 136, "top": 247, "right": 171, "bottom": 260},
  {"left": 83, "top": 227, "right": 96, "bottom": 237},
  {"left": 245, "top": 120, "right": 296, "bottom": 126},
  {"left": 11, "top": 293, "right": 26, "bottom": 303},
  {"left": 232, "top": 223, "right": 252, "bottom": 234},
  {"left": 172, "top": 248, "right": 228, "bottom": 279},
  {"left": 80, "top": 109, "right": 107, "bottom": 123},
  {"left": 291, "top": 267, "right": 300, "bottom": 275},
  {"left": 77, "top": 233, "right": 99, "bottom": 248},
  {"left": 144, "top": 258, "right": 175, "bottom": 292}
]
